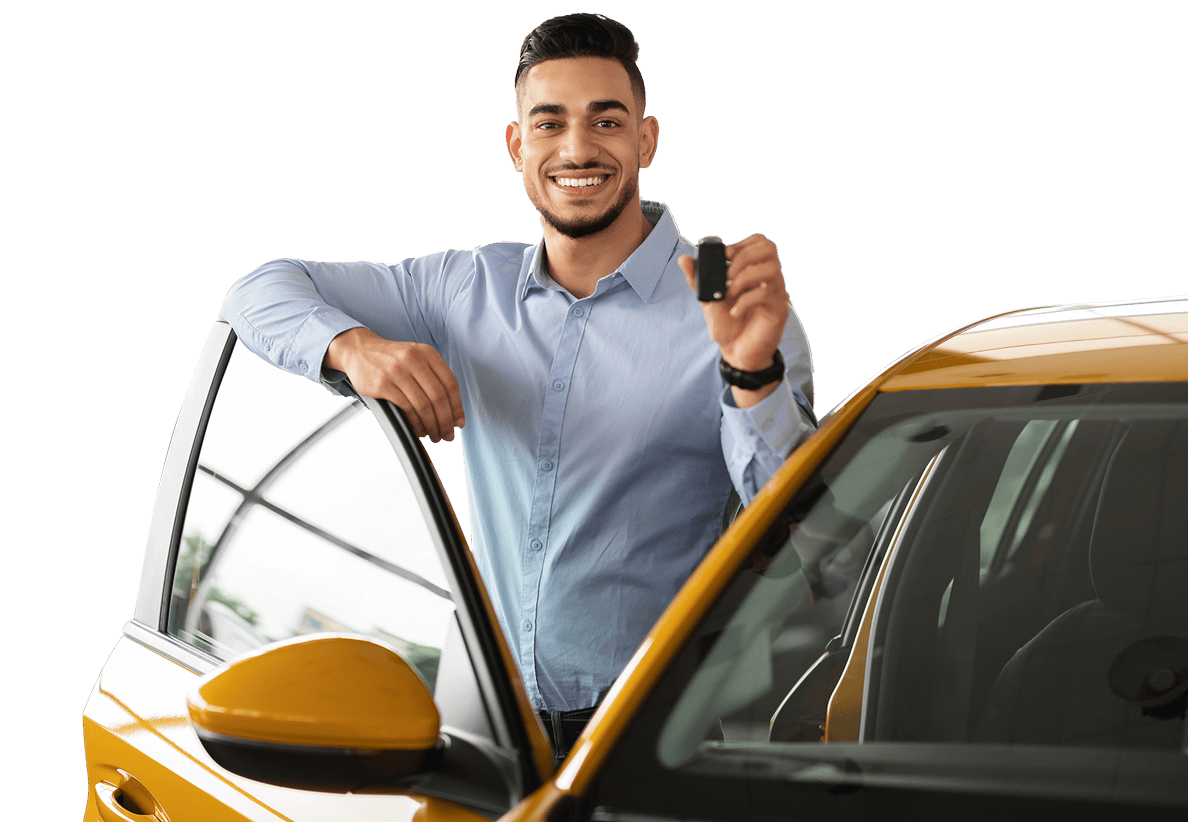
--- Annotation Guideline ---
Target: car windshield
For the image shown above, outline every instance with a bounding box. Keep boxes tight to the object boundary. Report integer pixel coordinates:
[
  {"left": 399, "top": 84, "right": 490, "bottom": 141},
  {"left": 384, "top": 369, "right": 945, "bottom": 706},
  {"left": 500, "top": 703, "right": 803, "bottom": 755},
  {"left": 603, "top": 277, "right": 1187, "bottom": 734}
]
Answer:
[{"left": 601, "top": 382, "right": 1188, "bottom": 810}]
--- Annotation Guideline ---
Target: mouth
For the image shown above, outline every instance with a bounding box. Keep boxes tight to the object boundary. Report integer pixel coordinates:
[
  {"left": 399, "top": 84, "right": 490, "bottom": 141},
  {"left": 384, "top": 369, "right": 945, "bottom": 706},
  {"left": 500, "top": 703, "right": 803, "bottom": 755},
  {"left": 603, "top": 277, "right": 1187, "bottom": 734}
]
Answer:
[{"left": 549, "top": 173, "right": 612, "bottom": 192}]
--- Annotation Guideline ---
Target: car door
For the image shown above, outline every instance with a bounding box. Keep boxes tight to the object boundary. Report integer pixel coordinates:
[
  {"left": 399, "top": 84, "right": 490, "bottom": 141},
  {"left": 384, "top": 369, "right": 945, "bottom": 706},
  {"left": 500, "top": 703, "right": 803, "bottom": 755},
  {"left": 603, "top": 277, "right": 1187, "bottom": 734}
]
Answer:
[
  {"left": 573, "top": 384, "right": 1188, "bottom": 821},
  {"left": 82, "top": 322, "right": 552, "bottom": 822}
]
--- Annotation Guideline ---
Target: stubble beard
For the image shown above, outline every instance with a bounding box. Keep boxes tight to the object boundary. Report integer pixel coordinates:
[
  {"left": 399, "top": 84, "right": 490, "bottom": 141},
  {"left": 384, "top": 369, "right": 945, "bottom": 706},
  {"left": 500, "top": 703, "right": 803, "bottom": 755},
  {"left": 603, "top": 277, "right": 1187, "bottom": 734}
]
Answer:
[{"left": 531, "top": 170, "right": 639, "bottom": 240}]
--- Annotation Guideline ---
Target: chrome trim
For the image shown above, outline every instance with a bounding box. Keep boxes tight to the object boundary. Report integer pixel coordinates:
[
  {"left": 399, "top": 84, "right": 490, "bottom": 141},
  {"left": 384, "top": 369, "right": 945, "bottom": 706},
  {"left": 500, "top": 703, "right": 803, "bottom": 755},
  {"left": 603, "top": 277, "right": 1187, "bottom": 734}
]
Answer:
[
  {"left": 122, "top": 619, "right": 220, "bottom": 675},
  {"left": 858, "top": 450, "right": 943, "bottom": 741},
  {"left": 134, "top": 322, "right": 236, "bottom": 628}
]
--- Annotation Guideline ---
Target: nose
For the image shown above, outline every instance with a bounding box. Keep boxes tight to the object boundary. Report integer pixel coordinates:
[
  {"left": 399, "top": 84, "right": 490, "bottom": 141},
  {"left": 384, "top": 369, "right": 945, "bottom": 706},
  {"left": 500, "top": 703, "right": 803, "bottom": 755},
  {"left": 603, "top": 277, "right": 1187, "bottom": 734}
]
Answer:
[{"left": 558, "top": 125, "right": 599, "bottom": 166}]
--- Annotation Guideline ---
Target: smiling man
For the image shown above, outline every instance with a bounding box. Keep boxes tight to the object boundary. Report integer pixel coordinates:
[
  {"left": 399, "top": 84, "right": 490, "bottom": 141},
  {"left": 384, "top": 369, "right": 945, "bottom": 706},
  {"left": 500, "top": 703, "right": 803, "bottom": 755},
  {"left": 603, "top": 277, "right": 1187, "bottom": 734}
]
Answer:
[{"left": 222, "top": 13, "right": 815, "bottom": 757}]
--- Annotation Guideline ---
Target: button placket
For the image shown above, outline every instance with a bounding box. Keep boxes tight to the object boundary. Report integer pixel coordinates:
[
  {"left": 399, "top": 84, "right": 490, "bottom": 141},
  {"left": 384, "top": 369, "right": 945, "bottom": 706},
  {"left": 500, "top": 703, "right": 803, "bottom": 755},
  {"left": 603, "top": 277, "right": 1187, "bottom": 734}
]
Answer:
[{"left": 518, "top": 297, "right": 593, "bottom": 699}]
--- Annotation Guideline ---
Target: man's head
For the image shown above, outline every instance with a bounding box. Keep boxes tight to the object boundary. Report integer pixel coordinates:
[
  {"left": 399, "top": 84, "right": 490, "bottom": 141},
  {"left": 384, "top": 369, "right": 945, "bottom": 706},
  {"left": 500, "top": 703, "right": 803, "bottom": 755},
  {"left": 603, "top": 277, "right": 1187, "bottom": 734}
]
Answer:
[
  {"left": 515, "top": 13, "right": 646, "bottom": 115},
  {"left": 507, "top": 14, "right": 658, "bottom": 241}
]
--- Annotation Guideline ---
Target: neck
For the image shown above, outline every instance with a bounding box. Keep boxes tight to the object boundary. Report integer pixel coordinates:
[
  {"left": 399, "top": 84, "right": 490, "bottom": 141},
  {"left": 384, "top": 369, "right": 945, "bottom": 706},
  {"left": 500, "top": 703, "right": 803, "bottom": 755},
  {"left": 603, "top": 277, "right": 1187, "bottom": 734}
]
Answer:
[{"left": 540, "top": 204, "right": 654, "bottom": 298}]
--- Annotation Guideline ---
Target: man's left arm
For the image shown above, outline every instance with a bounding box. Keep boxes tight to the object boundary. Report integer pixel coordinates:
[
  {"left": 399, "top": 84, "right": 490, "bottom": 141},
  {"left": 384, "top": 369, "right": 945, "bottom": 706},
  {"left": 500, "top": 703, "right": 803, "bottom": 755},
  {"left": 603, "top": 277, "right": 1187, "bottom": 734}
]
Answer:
[{"left": 679, "top": 234, "right": 817, "bottom": 502}]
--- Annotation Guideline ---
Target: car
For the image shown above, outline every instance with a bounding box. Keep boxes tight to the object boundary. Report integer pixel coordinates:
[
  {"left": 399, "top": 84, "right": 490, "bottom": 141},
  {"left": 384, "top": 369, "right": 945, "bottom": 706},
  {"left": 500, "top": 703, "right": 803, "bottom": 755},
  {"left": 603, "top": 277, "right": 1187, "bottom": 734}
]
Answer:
[{"left": 83, "top": 297, "right": 1188, "bottom": 821}]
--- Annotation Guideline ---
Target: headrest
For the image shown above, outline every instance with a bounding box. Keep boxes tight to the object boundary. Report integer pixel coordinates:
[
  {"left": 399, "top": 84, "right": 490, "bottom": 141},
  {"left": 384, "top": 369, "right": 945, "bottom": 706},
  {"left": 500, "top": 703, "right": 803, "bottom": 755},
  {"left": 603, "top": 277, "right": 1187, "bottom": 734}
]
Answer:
[{"left": 1090, "top": 420, "right": 1188, "bottom": 626}]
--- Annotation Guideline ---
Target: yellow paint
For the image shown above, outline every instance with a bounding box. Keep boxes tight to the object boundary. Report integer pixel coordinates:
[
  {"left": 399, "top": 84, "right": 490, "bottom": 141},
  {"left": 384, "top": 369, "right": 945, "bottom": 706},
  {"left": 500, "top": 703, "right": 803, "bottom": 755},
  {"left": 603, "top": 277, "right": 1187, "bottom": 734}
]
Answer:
[
  {"left": 88, "top": 299, "right": 1188, "bottom": 820},
  {"left": 495, "top": 782, "right": 570, "bottom": 822},
  {"left": 883, "top": 309, "right": 1188, "bottom": 390},
  {"left": 821, "top": 453, "right": 937, "bottom": 741},
  {"left": 83, "top": 635, "right": 494, "bottom": 821},
  {"left": 188, "top": 634, "right": 439, "bottom": 750},
  {"left": 554, "top": 382, "right": 883, "bottom": 794}
]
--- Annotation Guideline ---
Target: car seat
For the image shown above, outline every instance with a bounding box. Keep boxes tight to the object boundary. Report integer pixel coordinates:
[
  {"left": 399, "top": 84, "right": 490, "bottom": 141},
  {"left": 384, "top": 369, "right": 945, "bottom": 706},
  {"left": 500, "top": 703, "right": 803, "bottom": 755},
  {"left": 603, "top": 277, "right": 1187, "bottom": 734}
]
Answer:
[{"left": 976, "top": 419, "right": 1188, "bottom": 749}]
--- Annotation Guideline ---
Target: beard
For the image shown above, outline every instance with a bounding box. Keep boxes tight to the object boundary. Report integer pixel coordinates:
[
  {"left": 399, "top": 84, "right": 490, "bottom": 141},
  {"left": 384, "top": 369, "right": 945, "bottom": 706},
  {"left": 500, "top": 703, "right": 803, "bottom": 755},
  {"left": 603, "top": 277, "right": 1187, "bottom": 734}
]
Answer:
[{"left": 530, "top": 168, "right": 639, "bottom": 240}]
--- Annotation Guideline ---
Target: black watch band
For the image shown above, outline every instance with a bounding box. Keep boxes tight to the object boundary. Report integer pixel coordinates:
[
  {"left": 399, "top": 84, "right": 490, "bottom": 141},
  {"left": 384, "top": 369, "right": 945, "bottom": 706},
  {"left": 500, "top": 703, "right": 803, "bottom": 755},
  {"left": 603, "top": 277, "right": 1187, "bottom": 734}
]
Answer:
[{"left": 719, "top": 350, "right": 785, "bottom": 390}]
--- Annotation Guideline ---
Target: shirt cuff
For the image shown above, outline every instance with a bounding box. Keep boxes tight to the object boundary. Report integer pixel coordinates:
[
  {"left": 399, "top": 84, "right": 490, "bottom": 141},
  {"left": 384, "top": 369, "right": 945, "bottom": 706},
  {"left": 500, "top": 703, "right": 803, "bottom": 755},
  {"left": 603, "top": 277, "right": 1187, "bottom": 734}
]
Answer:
[{"left": 720, "top": 378, "right": 807, "bottom": 460}]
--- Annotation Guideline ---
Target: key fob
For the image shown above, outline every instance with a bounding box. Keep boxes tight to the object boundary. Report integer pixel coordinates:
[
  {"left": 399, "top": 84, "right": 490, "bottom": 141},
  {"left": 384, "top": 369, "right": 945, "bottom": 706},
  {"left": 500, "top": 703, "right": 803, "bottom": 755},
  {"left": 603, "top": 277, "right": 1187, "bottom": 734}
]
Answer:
[{"left": 696, "top": 236, "right": 727, "bottom": 302}]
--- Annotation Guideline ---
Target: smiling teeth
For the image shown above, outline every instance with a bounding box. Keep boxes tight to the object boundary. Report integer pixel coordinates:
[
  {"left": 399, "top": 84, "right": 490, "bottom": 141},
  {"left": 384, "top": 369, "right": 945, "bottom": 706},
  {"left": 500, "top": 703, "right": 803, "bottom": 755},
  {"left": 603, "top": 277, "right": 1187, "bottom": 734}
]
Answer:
[{"left": 554, "top": 176, "right": 608, "bottom": 187}]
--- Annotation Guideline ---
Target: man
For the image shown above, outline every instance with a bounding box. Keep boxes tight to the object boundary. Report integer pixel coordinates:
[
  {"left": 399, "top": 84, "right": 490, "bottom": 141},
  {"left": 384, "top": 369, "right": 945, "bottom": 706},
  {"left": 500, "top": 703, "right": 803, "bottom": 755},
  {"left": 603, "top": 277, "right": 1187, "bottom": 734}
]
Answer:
[{"left": 222, "top": 13, "right": 815, "bottom": 754}]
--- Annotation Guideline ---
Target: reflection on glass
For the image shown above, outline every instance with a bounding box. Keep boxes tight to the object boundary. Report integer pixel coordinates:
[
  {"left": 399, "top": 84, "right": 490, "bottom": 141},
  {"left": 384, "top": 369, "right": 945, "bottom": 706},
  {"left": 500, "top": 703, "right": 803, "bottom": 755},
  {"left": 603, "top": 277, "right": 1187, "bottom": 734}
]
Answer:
[
  {"left": 168, "top": 341, "right": 457, "bottom": 691},
  {"left": 612, "top": 383, "right": 1188, "bottom": 813}
]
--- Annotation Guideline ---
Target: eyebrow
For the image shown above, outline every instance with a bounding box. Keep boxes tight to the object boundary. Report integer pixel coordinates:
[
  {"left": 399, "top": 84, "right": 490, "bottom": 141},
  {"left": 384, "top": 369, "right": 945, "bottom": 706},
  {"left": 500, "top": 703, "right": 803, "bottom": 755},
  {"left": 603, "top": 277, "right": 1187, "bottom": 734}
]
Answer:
[{"left": 527, "top": 99, "right": 631, "bottom": 118}]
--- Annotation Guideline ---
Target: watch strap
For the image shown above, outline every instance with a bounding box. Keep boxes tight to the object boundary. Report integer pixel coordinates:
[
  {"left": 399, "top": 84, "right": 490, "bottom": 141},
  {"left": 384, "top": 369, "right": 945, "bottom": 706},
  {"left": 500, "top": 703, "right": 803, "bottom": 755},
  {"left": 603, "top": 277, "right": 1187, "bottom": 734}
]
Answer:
[{"left": 719, "top": 350, "right": 785, "bottom": 390}]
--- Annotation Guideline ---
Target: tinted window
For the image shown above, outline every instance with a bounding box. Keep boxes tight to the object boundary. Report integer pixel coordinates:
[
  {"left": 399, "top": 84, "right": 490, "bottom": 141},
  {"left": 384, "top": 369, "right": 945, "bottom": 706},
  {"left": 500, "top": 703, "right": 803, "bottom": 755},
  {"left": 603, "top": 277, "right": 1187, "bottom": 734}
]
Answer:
[
  {"left": 595, "top": 384, "right": 1188, "bottom": 817},
  {"left": 167, "top": 340, "right": 459, "bottom": 690}
]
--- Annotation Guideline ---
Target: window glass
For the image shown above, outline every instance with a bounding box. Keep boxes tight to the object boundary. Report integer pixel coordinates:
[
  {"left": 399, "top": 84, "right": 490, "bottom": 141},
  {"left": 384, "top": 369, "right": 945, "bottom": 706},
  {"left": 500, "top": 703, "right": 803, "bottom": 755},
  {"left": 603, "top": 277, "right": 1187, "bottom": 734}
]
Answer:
[
  {"left": 167, "top": 340, "right": 461, "bottom": 690},
  {"left": 596, "top": 384, "right": 1188, "bottom": 816}
]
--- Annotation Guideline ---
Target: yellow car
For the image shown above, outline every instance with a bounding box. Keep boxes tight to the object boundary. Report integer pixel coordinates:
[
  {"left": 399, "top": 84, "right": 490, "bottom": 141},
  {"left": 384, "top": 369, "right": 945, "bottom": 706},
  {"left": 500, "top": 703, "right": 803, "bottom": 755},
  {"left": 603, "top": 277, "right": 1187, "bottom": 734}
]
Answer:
[{"left": 84, "top": 298, "right": 1188, "bottom": 821}]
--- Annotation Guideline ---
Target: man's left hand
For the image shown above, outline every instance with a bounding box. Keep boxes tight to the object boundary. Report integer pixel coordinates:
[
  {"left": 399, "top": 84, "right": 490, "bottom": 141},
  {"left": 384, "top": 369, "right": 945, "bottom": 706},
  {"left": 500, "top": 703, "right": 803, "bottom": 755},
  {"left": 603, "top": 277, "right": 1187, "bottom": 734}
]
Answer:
[{"left": 679, "top": 233, "right": 790, "bottom": 408}]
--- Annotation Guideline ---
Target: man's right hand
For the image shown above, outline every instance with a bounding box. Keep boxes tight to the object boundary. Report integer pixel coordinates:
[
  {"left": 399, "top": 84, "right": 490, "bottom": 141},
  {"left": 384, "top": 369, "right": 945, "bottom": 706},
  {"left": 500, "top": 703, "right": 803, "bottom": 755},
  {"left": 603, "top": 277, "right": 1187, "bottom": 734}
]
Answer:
[{"left": 325, "top": 327, "right": 465, "bottom": 442}]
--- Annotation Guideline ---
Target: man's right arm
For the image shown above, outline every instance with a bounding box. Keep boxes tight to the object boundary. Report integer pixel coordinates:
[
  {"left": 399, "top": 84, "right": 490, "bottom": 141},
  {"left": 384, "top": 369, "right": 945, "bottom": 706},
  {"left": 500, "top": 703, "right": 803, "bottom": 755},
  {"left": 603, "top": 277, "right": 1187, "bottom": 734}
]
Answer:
[{"left": 222, "top": 258, "right": 466, "bottom": 442}]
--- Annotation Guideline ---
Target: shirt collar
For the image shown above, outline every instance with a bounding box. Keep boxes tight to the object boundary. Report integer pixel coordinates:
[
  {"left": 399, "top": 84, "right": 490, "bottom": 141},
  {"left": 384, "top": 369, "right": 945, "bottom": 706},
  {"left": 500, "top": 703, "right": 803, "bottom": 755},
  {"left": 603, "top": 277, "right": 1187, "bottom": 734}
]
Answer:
[{"left": 520, "top": 201, "right": 679, "bottom": 304}]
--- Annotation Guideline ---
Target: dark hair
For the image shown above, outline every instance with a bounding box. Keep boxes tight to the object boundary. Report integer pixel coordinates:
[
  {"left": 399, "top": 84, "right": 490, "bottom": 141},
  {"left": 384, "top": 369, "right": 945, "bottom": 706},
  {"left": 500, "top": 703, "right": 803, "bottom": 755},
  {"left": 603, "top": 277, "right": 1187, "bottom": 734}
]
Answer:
[{"left": 515, "top": 13, "right": 646, "bottom": 110}]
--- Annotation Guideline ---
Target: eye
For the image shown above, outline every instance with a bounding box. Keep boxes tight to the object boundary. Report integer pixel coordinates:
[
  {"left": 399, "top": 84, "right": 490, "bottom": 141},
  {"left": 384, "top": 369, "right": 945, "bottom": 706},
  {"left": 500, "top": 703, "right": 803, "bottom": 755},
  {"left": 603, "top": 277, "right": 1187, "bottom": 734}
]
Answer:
[{"left": 595, "top": 119, "right": 620, "bottom": 128}]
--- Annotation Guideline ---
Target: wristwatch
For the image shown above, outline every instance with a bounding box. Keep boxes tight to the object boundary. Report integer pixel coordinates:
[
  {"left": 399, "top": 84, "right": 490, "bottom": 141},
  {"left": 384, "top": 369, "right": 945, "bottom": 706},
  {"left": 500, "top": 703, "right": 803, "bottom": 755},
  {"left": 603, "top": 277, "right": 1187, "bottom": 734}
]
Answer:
[{"left": 719, "top": 350, "right": 784, "bottom": 390}]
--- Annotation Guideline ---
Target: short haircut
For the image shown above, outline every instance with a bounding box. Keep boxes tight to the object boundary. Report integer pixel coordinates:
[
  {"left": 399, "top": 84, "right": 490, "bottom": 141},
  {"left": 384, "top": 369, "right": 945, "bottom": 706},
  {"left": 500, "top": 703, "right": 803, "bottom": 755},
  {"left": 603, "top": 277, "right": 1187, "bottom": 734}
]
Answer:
[{"left": 515, "top": 13, "right": 646, "bottom": 112}]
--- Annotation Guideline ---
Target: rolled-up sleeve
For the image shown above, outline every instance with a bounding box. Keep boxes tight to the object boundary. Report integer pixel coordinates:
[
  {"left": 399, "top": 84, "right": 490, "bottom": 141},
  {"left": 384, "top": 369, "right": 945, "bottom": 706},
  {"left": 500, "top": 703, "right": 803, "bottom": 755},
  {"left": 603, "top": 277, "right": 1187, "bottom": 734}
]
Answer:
[
  {"left": 719, "top": 305, "right": 817, "bottom": 502},
  {"left": 221, "top": 253, "right": 471, "bottom": 387}
]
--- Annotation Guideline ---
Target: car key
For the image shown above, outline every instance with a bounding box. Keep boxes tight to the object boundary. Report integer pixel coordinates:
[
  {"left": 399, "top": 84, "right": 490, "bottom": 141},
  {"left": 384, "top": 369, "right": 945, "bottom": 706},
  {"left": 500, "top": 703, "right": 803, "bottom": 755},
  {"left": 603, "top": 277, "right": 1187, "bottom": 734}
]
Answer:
[{"left": 696, "top": 236, "right": 727, "bottom": 302}]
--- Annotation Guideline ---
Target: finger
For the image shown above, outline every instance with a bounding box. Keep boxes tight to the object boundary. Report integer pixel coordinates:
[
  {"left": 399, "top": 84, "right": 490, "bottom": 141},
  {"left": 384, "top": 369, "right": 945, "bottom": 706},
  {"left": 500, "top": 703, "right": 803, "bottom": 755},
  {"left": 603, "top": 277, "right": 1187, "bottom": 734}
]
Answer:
[
  {"left": 725, "top": 235, "right": 778, "bottom": 272},
  {"left": 416, "top": 366, "right": 463, "bottom": 442},
  {"left": 724, "top": 245, "right": 784, "bottom": 300},
  {"left": 387, "top": 385, "right": 431, "bottom": 439},
  {"left": 728, "top": 282, "right": 787, "bottom": 321},
  {"left": 424, "top": 354, "right": 466, "bottom": 428},
  {"left": 399, "top": 362, "right": 458, "bottom": 442},
  {"left": 725, "top": 233, "right": 773, "bottom": 258},
  {"left": 724, "top": 264, "right": 787, "bottom": 304}
]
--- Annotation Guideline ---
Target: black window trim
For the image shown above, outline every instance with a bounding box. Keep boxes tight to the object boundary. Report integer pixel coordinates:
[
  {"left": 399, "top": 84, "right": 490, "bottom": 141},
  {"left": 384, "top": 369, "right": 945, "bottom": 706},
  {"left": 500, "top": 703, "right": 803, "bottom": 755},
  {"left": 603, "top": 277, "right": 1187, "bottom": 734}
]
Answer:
[{"left": 135, "top": 322, "right": 547, "bottom": 797}]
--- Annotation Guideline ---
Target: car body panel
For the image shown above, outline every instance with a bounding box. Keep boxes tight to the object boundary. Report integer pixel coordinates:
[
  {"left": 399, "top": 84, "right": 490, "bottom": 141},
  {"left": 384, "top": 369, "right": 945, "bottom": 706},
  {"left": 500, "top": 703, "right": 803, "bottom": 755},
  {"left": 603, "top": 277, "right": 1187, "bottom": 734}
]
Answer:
[
  {"left": 553, "top": 380, "right": 884, "bottom": 794},
  {"left": 543, "top": 296, "right": 1188, "bottom": 806},
  {"left": 86, "top": 298, "right": 1188, "bottom": 820},
  {"left": 84, "top": 324, "right": 550, "bottom": 821},
  {"left": 883, "top": 301, "right": 1188, "bottom": 390},
  {"left": 84, "top": 632, "right": 486, "bottom": 822}
]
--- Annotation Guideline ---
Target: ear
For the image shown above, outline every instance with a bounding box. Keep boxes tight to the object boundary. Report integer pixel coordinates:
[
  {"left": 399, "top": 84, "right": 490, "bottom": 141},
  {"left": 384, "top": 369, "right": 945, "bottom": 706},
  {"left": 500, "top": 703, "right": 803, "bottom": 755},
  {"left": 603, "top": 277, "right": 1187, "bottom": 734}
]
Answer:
[
  {"left": 639, "top": 115, "right": 659, "bottom": 169},
  {"left": 506, "top": 122, "right": 524, "bottom": 171}
]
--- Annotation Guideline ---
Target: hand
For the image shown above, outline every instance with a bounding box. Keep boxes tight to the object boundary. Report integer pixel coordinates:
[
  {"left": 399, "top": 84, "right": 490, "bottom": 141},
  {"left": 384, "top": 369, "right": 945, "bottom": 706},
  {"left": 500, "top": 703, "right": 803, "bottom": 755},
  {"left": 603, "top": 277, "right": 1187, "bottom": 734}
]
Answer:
[
  {"left": 679, "top": 234, "right": 790, "bottom": 407},
  {"left": 325, "top": 327, "right": 465, "bottom": 442}
]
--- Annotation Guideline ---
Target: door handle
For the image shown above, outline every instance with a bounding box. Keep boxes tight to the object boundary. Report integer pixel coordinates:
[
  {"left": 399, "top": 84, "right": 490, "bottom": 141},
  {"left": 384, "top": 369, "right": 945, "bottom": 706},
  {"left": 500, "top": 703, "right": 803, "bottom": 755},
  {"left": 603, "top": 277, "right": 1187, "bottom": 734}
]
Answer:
[{"left": 94, "top": 769, "right": 167, "bottom": 822}]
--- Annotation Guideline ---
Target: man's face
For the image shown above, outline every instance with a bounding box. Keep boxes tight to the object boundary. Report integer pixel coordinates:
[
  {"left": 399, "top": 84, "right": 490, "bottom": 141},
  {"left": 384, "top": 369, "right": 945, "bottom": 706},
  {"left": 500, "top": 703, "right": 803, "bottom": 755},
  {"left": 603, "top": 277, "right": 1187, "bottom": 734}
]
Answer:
[{"left": 507, "top": 57, "right": 657, "bottom": 239}]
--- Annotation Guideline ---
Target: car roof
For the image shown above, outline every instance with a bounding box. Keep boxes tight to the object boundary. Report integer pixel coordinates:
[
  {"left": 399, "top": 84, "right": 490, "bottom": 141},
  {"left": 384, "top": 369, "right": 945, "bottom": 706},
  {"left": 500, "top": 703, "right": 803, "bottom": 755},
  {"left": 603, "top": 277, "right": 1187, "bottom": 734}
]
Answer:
[{"left": 880, "top": 296, "right": 1188, "bottom": 391}]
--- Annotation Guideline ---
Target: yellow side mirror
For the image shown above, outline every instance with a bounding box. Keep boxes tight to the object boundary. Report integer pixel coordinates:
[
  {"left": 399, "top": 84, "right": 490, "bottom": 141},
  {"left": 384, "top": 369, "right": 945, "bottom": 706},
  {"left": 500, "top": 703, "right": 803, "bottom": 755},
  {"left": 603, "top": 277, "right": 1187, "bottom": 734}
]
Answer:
[{"left": 187, "top": 634, "right": 441, "bottom": 791}]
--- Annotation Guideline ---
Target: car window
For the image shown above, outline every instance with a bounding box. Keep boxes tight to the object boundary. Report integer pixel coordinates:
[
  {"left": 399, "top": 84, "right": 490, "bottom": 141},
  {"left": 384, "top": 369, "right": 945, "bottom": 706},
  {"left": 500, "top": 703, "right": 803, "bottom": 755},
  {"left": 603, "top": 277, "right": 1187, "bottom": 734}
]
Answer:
[
  {"left": 166, "top": 339, "right": 462, "bottom": 690},
  {"left": 593, "top": 384, "right": 1188, "bottom": 817}
]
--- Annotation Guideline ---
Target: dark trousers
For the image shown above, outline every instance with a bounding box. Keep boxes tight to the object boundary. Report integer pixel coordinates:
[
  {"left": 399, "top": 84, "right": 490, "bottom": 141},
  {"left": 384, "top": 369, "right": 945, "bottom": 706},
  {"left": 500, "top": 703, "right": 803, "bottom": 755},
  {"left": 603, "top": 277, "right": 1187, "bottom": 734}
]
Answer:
[{"left": 538, "top": 706, "right": 597, "bottom": 761}]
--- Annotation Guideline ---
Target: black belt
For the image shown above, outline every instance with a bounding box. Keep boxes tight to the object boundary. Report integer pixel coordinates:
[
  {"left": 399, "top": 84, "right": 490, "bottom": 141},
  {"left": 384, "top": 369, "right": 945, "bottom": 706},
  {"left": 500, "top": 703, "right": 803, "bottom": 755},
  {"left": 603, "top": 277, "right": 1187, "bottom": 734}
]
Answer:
[{"left": 537, "top": 706, "right": 597, "bottom": 758}]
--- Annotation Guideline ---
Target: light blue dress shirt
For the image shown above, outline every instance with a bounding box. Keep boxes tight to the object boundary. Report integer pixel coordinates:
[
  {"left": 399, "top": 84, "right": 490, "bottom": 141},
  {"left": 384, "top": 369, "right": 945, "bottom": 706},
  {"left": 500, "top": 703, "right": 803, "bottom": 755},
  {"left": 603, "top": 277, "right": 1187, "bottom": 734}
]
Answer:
[{"left": 222, "top": 202, "right": 815, "bottom": 711}]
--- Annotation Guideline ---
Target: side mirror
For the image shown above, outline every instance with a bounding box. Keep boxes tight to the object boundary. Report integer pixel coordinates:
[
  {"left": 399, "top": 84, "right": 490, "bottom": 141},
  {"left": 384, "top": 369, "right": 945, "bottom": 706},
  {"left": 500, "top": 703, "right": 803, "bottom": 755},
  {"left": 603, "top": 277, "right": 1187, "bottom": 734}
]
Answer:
[{"left": 187, "top": 634, "right": 441, "bottom": 792}]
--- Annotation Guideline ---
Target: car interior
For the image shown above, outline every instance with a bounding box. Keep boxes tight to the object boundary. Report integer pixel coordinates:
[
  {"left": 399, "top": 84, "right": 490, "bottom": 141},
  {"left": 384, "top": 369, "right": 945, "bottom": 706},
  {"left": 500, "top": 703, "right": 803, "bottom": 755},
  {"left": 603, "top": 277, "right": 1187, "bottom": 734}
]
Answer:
[{"left": 648, "top": 387, "right": 1188, "bottom": 764}]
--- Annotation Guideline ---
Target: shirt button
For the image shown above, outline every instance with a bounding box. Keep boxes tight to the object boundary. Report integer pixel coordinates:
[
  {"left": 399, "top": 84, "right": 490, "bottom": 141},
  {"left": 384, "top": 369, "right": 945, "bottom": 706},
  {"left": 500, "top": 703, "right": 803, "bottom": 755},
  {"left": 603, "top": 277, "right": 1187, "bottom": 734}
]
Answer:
[
  {"left": 530, "top": 539, "right": 543, "bottom": 552},
  {"left": 540, "top": 460, "right": 553, "bottom": 471},
  {"left": 534, "top": 699, "right": 545, "bottom": 710},
  {"left": 553, "top": 380, "right": 565, "bottom": 391},
  {"left": 572, "top": 306, "right": 585, "bottom": 317},
  {"left": 523, "top": 620, "right": 533, "bottom": 631}
]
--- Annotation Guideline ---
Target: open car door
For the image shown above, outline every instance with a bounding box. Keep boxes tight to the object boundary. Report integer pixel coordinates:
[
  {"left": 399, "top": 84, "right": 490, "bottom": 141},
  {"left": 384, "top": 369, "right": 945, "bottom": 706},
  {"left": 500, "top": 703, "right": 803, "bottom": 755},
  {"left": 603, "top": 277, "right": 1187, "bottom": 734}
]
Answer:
[{"left": 83, "top": 323, "right": 552, "bottom": 822}]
